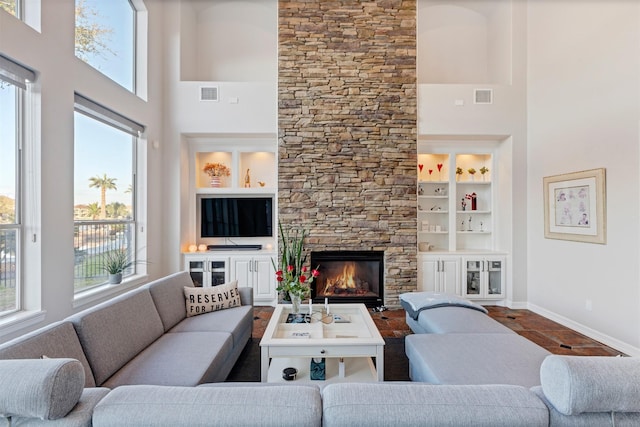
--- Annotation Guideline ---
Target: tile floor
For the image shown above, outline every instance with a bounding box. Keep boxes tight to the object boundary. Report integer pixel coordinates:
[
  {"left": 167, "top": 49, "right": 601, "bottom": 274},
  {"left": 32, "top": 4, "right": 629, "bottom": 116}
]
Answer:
[{"left": 252, "top": 305, "right": 624, "bottom": 356}]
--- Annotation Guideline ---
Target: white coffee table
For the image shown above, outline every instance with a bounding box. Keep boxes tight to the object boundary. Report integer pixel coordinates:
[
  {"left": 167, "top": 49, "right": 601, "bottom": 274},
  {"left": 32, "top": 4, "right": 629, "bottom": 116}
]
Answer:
[{"left": 259, "top": 303, "right": 385, "bottom": 383}]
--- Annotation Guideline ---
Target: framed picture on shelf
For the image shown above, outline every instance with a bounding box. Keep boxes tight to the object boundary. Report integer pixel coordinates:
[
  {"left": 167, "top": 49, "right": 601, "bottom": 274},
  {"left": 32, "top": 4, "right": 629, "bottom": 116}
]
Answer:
[{"left": 543, "top": 168, "right": 606, "bottom": 244}]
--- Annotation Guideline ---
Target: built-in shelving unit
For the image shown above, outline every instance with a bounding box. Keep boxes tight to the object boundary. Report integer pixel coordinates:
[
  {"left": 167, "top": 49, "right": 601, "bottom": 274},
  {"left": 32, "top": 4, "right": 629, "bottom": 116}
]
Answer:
[
  {"left": 183, "top": 135, "right": 279, "bottom": 305},
  {"left": 417, "top": 139, "right": 508, "bottom": 302}
]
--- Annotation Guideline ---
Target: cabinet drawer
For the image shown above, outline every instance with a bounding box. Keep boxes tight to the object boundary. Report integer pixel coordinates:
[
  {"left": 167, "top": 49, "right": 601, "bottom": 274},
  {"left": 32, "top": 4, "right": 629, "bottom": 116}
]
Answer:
[{"left": 267, "top": 344, "right": 380, "bottom": 358}]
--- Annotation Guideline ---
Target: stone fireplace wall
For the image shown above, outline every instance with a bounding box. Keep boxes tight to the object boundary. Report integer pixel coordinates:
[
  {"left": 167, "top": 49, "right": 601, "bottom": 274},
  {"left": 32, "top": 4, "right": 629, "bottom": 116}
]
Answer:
[{"left": 278, "top": 0, "right": 417, "bottom": 306}]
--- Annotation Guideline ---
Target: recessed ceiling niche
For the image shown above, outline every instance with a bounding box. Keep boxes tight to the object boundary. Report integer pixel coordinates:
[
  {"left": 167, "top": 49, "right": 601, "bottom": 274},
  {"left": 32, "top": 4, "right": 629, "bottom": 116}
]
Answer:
[{"left": 418, "top": 0, "right": 512, "bottom": 84}]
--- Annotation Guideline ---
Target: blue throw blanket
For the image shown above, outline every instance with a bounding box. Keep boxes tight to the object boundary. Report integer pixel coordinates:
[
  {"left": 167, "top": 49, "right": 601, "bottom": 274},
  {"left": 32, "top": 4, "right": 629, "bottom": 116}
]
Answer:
[{"left": 399, "top": 292, "right": 488, "bottom": 320}]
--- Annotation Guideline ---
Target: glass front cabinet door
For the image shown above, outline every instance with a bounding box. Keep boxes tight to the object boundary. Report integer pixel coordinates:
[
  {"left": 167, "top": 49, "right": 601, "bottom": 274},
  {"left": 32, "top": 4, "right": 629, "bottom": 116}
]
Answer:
[{"left": 462, "top": 256, "right": 505, "bottom": 299}]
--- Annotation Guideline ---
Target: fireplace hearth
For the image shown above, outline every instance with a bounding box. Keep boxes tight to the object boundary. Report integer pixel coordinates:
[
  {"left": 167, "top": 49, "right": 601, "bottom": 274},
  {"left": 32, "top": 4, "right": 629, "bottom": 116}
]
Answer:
[{"left": 310, "top": 251, "right": 384, "bottom": 307}]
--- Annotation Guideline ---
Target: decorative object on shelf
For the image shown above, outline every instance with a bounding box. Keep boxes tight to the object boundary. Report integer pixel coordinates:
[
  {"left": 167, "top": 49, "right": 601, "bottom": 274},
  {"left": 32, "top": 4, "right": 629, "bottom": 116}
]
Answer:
[
  {"left": 419, "top": 242, "right": 433, "bottom": 252},
  {"left": 543, "top": 168, "right": 606, "bottom": 244},
  {"left": 456, "top": 167, "right": 463, "bottom": 181},
  {"left": 428, "top": 169, "right": 433, "bottom": 180},
  {"left": 258, "top": 181, "right": 266, "bottom": 187},
  {"left": 273, "top": 222, "right": 319, "bottom": 313},
  {"left": 310, "top": 358, "right": 326, "bottom": 380},
  {"left": 467, "top": 168, "right": 476, "bottom": 181},
  {"left": 480, "top": 166, "right": 489, "bottom": 181},
  {"left": 461, "top": 197, "right": 467, "bottom": 211},
  {"left": 435, "top": 187, "right": 446, "bottom": 196},
  {"left": 244, "top": 169, "right": 251, "bottom": 188},
  {"left": 480, "top": 221, "right": 484, "bottom": 232},
  {"left": 418, "top": 186, "right": 424, "bottom": 195},
  {"left": 203, "top": 162, "right": 231, "bottom": 187},
  {"left": 437, "top": 163, "right": 443, "bottom": 180},
  {"left": 198, "top": 244, "right": 207, "bottom": 252},
  {"left": 282, "top": 367, "right": 298, "bottom": 381},
  {"left": 468, "top": 216, "right": 473, "bottom": 231},
  {"left": 188, "top": 244, "right": 197, "bottom": 253},
  {"left": 465, "top": 192, "right": 477, "bottom": 210},
  {"left": 418, "top": 164, "right": 424, "bottom": 180}
]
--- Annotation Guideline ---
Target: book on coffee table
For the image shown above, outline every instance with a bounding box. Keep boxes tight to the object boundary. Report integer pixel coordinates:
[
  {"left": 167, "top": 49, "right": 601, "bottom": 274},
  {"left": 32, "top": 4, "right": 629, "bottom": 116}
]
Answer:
[{"left": 286, "top": 313, "right": 311, "bottom": 324}]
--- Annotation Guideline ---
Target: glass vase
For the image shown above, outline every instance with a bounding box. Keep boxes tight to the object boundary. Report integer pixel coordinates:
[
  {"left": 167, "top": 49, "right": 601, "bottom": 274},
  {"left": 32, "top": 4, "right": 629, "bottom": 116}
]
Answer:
[{"left": 289, "top": 293, "right": 302, "bottom": 314}]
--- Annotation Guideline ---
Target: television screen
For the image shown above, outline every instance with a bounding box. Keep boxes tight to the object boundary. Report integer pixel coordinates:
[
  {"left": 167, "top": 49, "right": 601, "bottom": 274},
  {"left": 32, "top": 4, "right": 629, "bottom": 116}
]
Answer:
[{"left": 200, "top": 197, "right": 273, "bottom": 237}]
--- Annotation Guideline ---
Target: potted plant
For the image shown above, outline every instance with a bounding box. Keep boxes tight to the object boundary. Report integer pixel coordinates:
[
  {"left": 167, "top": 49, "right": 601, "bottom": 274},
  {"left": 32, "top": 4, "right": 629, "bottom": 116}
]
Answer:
[
  {"left": 273, "top": 222, "right": 319, "bottom": 313},
  {"left": 202, "top": 162, "right": 231, "bottom": 187},
  {"left": 101, "top": 249, "right": 142, "bottom": 284}
]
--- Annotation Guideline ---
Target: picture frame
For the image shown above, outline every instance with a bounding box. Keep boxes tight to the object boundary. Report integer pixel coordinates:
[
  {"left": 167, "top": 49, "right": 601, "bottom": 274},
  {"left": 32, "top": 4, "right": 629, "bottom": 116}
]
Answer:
[{"left": 543, "top": 168, "right": 606, "bottom": 244}]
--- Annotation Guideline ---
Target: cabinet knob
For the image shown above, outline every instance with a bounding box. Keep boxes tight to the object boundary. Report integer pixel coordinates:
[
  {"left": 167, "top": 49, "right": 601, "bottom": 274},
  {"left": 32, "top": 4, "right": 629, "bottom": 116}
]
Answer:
[{"left": 320, "top": 349, "right": 326, "bottom": 354}]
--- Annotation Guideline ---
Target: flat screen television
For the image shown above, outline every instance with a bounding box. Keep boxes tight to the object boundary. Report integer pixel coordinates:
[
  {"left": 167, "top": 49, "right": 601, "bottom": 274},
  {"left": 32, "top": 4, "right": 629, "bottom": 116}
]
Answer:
[{"left": 200, "top": 197, "right": 273, "bottom": 238}]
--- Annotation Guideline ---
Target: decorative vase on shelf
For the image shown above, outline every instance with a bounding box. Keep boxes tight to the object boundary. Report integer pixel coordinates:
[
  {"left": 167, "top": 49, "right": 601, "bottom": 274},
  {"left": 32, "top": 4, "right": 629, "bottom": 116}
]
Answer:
[
  {"left": 289, "top": 293, "right": 302, "bottom": 314},
  {"left": 108, "top": 273, "right": 122, "bottom": 285},
  {"left": 210, "top": 176, "right": 221, "bottom": 187}
]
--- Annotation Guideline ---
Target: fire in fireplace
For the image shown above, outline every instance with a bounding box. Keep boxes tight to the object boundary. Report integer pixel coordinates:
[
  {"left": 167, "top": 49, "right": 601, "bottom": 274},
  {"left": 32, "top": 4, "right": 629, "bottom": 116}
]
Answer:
[{"left": 310, "top": 251, "right": 384, "bottom": 307}]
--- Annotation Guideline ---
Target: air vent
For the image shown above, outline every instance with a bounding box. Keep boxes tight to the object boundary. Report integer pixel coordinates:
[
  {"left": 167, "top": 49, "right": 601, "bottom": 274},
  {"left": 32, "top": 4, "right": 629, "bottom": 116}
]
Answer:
[
  {"left": 474, "top": 89, "right": 493, "bottom": 104},
  {"left": 200, "top": 86, "right": 219, "bottom": 102}
]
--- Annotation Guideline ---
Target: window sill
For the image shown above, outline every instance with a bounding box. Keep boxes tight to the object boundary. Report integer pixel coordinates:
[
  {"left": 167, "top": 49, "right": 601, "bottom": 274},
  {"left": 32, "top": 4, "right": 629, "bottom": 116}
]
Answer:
[
  {"left": 73, "top": 274, "right": 149, "bottom": 309},
  {"left": 0, "top": 310, "right": 47, "bottom": 340}
]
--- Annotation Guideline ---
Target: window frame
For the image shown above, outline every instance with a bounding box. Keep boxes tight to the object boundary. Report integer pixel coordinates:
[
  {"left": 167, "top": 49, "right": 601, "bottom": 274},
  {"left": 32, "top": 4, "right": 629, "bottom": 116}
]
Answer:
[{"left": 0, "top": 55, "right": 32, "bottom": 319}]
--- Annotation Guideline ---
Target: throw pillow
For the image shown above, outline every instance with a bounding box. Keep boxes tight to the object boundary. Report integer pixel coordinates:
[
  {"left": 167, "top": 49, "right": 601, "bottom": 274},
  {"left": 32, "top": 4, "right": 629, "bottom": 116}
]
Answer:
[{"left": 184, "top": 280, "right": 241, "bottom": 317}]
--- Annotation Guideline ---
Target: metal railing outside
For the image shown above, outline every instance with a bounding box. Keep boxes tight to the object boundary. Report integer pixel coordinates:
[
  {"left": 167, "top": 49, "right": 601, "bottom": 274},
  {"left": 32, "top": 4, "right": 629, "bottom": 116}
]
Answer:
[{"left": 74, "top": 220, "right": 136, "bottom": 292}]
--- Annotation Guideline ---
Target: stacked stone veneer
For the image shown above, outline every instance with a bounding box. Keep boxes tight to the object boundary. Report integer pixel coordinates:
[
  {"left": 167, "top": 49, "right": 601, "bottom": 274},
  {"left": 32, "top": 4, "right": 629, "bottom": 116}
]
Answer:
[{"left": 278, "top": 0, "right": 417, "bottom": 306}]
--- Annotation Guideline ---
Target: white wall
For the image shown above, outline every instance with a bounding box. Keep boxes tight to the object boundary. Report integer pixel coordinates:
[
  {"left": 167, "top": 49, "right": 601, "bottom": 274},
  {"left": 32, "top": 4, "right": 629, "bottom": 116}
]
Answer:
[
  {"left": 180, "top": 0, "right": 277, "bottom": 82},
  {"left": 0, "top": 0, "right": 166, "bottom": 342},
  {"left": 526, "top": 1, "right": 640, "bottom": 355}
]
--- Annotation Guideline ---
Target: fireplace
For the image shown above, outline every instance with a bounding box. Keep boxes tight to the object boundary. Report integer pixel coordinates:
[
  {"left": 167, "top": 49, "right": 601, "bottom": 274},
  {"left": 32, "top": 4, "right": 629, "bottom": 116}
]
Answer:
[{"left": 310, "top": 251, "right": 384, "bottom": 308}]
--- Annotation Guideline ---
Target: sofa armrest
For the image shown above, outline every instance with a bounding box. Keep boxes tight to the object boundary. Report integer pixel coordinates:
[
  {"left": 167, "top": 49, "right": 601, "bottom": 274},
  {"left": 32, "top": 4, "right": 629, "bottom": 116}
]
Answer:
[
  {"left": 0, "top": 358, "right": 85, "bottom": 420},
  {"left": 238, "top": 286, "right": 253, "bottom": 306},
  {"left": 540, "top": 355, "right": 640, "bottom": 415}
]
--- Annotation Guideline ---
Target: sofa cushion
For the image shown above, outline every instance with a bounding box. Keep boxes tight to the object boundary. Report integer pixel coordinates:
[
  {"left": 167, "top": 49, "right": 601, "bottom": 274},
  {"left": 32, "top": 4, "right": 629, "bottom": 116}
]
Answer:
[
  {"left": 540, "top": 355, "right": 640, "bottom": 415},
  {"left": 169, "top": 305, "right": 253, "bottom": 347},
  {"left": 406, "top": 306, "right": 515, "bottom": 334},
  {"left": 67, "top": 288, "right": 165, "bottom": 386},
  {"left": 322, "top": 383, "right": 548, "bottom": 427},
  {"left": 0, "top": 359, "right": 84, "bottom": 420},
  {"left": 101, "top": 331, "right": 233, "bottom": 388},
  {"left": 405, "top": 333, "right": 551, "bottom": 387},
  {"left": 0, "top": 321, "right": 96, "bottom": 387},
  {"left": 144, "top": 271, "right": 192, "bottom": 332},
  {"left": 184, "top": 280, "right": 241, "bottom": 317},
  {"left": 93, "top": 384, "right": 322, "bottom": 427}
]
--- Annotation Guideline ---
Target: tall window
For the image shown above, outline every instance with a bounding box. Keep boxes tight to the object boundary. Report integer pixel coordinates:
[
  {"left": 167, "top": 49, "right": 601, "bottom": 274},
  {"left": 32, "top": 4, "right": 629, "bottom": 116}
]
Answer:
[
  {"left": 75, "top": 0, "right": 136, "bottom": 92},
  {"left": 0, "top": 55, "right": 34, "bottom": 317},
  {"left": 73, "top": 94, "right": 144, "bottom": 293}
]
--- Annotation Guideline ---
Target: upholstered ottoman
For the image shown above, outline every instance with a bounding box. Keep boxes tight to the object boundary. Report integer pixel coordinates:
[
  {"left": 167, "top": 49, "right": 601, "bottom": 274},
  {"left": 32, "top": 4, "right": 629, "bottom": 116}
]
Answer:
[
  {"left": 405, "top": 306, "right": 515, "bottom": 334},
  {"left": 405, "top": 333, "right": 551, "bottom": 388}
]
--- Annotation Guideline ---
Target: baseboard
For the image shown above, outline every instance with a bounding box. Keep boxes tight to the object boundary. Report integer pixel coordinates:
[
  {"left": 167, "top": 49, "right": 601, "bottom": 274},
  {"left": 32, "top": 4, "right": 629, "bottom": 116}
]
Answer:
[{"left": 527, "top": 303, "right": 640, "bottom": 357}]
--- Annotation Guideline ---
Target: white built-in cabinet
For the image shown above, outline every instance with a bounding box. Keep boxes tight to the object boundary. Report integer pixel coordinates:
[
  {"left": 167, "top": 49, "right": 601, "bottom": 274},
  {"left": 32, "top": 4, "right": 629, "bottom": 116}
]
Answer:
[
  {"left": 184, "top": 252, "right": 277, "bottom": 304},
  {"left": 462, "top": 255, "right": 505, "bottom": 299},
  {"left": 417, "top": 142, "right": 508, "bottom": 302},
  {"left": 231, "top": 255, "right": 277, "bottom": 302},
  {"left": 418, "top": 256, "right": 460, "bottom": 295}
]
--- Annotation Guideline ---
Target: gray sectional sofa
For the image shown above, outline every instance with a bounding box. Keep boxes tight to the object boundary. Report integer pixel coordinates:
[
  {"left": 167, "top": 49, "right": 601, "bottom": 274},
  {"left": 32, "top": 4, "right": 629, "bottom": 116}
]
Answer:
[
  {"left": 2, "top": 355, "right": 640, "bottom": 426},
  {"left": 2, "top": 286, "right": 640, "bottom": 426},
  {"left": 0, "top": 270, "right": 253, "bottom": 389}
]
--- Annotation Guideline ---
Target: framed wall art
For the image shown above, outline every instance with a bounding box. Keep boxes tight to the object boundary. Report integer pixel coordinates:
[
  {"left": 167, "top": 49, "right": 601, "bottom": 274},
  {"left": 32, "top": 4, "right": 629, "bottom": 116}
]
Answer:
[{"left": 543, "top": 168, "right": 606, "bottom": 244}]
